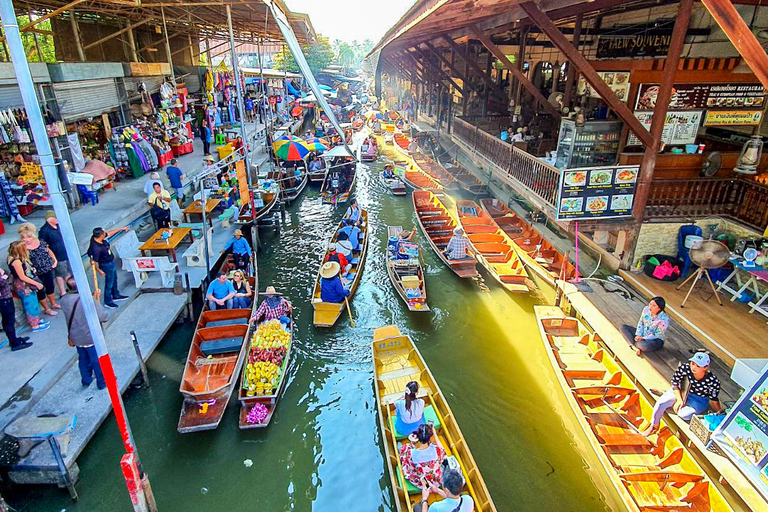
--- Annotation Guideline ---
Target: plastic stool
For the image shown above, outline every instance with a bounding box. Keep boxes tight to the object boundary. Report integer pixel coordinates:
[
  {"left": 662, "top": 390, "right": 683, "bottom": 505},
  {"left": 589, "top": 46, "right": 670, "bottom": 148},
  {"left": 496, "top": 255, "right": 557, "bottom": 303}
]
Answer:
[
  {"left": 77, "top": 185, "right": 99, "bottom": 206},
  {"left": 215, "top": 133, "right": 226, "bottom": 145}
]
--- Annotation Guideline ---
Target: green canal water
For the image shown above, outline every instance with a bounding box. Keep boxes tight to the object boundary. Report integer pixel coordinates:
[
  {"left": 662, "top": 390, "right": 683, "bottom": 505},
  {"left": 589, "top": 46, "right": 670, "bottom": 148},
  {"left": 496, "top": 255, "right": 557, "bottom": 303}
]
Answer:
[{"left": 12, "top": 151, "right": 626, "bottom": 512}]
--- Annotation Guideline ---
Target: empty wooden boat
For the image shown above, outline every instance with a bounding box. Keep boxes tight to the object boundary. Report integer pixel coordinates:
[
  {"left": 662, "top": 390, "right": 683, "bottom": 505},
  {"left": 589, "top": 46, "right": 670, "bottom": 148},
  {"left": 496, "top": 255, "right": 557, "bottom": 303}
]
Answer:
[
  {"left": 236, "top": 186, "right": 279, "bottom": 224},
  {"left": 413, "top": 190, "right": 478, "bottom": 278},
  {"left": 412, "top": 153, "right": 455, "bottom": 186},
  {"left": 446, "top": 164, "right": 486, "bottom": 195},
  {"left": 311, "top": 210, "right": 369, "bottom": 326},
  {"left": 535, "top": 305, "right": 733, "bottom": 512},
  {"left": 480, "top": 198, "right": 576, "bottom": 286},
  {"left": 238, "top": 302, "right": 294, "bottom": 429},
  {"left": 372, "top": 326, "right": 496, "bottom": 512},
  {"left": 279, "top": 170, "right": 308, "bottom": 204},
  {"left": 393, "top": 132, "right": 412, "bottom": 159},
  {"left": 456, "top": 200, "right": 531, "bottom": 293},
  {"left": 385, "top": 226, "right": 429, "bottom": 312},
  {"left": 402, "top": 158, "right": 443, "bottom": 190}
]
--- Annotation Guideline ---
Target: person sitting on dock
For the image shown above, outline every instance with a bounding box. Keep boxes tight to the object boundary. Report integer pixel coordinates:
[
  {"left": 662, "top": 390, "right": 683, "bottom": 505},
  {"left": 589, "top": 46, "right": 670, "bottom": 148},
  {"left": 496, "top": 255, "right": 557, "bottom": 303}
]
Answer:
[
  {"left": 443, "top": 228, "right": 473, "bottom": 261},
  {"left": 643, "top": 352, "right": 722, "bottom": 436},
  {"left": 251, "top": 286, "right": 292, "bottom": 326},
  {"left": 621, "top": 296, "right": 669, "bottom": 356},
  {"left": 337, "top": 219, "right": 362, "bottom": 252},
  {"left": 148, "top": 182, "right": 172, "bottom": 229},
  {"left": 325, "top": 243, "right": 351, "bottom": 278},
  {"left": 319, "top": 262, "right": 351, "bottom": 303},
  {"left": 395, "top": 381, "right": 425, "bottom": 436},
  {"left": 420, "top": 469, "right": 474, "bottom": 512},
  {"left": 399, "top": 423, "right": 446, "bottom": 490},
  {"left": 206, "top": 272, "right": 236, "bottom": 310},
  {"left": 220, "top": 229, "right": 252, "bottom": 271},
  {"left": 344, "top": 199, "right": 363, "bottom": 227},
  {"left": 232, "top": 270, "right": 253, "bottom": 309}
]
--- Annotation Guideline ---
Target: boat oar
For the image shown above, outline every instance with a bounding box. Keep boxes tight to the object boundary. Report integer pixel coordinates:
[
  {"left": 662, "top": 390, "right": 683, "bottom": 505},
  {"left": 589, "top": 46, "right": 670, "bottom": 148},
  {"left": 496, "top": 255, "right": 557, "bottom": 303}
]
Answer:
[{"left": 345, "top": 297, "right": 355, "bottom": 328}]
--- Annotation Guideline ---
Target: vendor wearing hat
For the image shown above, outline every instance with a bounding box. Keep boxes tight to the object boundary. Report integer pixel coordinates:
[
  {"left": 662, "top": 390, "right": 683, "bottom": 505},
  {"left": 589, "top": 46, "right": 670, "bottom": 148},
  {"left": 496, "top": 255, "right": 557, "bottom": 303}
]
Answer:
[
  {"left": 251, "top": 286, "right": 292, "bottom": 326},
  {"left": 319, "top": 261, "right": 350, "bottom": 304},
  {"left": 324, "top": 242, "right": 351, "bottom": 278},
  {"left": 644, "top": 352, "right": 722, "bottom": 435},
  {"left": 443, "top": 227, "right": 473, "bottom": 261},
  {"left": 221, "top": 229, "right": 252, "bottom": 270}
]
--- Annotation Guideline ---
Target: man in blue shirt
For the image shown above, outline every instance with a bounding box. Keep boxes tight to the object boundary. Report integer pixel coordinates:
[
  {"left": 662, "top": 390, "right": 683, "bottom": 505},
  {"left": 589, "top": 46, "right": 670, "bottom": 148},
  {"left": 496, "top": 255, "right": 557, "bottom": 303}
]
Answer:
[
  {"left": 319, "top": 262, "right": 350, "bottom": 303},
  {"left": 165, "top": 159, "right": 185, "bottom": 204},
  {"left": 206, "top": 272, "right": 236, "bottom": 310},
  {"left": 220, "top": 229, "right": 253, "bottom": 270},
  {"left": 337, "top": 219, "right": 362, "bottom": 251}
]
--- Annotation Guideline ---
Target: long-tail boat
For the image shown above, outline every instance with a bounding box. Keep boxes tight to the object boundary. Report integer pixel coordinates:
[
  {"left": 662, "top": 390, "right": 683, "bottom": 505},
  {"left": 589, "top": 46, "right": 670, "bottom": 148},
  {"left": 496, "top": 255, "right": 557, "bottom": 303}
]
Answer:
[
  {"left": 480, "top": 198, "right": 576, "bottom": 286},
  {"left": 385, "top": 226, "right": 429, "bottom": 312},
  {"left": 456, "top": 199, "right": 532, "bottom": 293},
  {"left": 235, "top": 186, "right": 279, "bottom": 224},
  {"left": 413, "top": 190, "right": 478, "bottom": 278},
  {"left": 534, "top": 305, "right": 733, "bottom": 512},
  {"left": 372, "top": 326, "right": 497, "bottom": 512},
  {"left": 311, "top": 210, "right": 369, "bottom": 326}
]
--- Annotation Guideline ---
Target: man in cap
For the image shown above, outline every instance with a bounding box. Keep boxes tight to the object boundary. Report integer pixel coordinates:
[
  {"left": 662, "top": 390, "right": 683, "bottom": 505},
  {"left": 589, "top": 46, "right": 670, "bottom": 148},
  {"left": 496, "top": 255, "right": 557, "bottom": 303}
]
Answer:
[
  {"left": 221, "top": 229, "right": 252, "bottom": 270},
  {"left": 643, "top": 352, "right": 722, "bottom": 435},
  {"left": 319, "top": 261, "right": 350, "bottom": 303},
  {"left": 251, "top": 286, "right": 292, "bottom": 325},
  {"left": 39, "top": 210, "right": 70, "bottom": 296},
  {"left": 325, "top": 242, "right": 351, "bottom": 278},
  {"left": 443, "top": 227, "right": 473, "bottom": 261}
]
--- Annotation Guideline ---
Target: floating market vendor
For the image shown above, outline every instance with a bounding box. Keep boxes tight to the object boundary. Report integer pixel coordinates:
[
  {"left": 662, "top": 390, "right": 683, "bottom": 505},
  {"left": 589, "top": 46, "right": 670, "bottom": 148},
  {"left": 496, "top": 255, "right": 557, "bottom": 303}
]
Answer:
[
  {"left": 251, "top": 286, "right": 292, "bottom": 325},
  {"left": 220, "top": 229, "right": 252, "bottom": 270}
]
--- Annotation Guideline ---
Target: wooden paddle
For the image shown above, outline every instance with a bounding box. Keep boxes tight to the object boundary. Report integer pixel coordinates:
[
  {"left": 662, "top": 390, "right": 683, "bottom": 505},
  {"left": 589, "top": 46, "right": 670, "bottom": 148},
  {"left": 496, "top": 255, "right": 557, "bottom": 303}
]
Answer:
[
  {"left": 90, "top": 262, "right": 100, "bottom": 293},
  {"left": 345, "top": 297, "right": 355, "bottom": 328}
]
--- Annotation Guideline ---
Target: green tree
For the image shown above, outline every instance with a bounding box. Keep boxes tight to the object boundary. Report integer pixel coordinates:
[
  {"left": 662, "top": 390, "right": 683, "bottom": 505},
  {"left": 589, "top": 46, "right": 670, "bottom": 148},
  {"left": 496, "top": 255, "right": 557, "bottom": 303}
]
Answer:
[
  {"left": 16, "top": 15, "right": 55, "bottom": 62},
  {"left": 274, "top": 37, "right": 334, "bottom": 76}
]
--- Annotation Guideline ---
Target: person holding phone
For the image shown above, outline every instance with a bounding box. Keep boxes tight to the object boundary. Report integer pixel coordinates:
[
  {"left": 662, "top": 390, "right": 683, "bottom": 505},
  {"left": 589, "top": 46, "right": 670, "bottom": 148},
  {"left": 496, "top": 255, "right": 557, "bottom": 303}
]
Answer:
[
  {"left": 399, "top": 423, "right": 445, "bottom": 490},
  {"left": 419, "top": 469, "right": 473, "bottom": 511}
]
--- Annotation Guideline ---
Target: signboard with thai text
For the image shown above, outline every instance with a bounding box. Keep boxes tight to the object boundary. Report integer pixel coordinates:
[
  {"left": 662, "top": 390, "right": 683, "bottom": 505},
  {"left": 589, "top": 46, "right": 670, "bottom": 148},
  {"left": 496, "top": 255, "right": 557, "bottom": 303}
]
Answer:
[
  {"left": 627, "top": 111, "right": 702, "bottom": 146},
  {"left": 636, "top": 83, "right": 765, "bottom": 111},
  {"left": 555, "top": 165, "right": 639, "bottom": 221},
  {"left": 704, "top": 110, "right": 763, "bottom": 126},
  {"left": 597, "top": 33, "right": 671, "bottom": 58}
]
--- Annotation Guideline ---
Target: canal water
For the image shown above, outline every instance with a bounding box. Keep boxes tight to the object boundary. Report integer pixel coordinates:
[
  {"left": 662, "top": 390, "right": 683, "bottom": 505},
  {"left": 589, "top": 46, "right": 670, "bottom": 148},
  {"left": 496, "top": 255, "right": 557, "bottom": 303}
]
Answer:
[{"left": 13, "top": 144, "right": 625, "bottom": 511}]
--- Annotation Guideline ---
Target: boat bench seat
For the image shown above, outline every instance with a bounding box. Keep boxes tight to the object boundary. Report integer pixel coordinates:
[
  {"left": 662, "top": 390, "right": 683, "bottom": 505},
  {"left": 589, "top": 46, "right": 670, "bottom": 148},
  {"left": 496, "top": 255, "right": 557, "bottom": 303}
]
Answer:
[
  {"left": 391, "top": 405, "right": 442, "bottom": 440},
  {"left": 200, "top": 337, "right": 242, "bottom": 356},
  {"left": 396, "top": 466, "right": 422, "bottom": 495},
  {"left": 206, "top": 318, "right": 248, "bottom": 328}
]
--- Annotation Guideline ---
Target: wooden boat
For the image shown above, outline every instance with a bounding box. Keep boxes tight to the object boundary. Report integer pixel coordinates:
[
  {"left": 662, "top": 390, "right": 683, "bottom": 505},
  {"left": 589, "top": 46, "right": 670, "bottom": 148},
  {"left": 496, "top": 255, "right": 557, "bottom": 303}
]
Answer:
[
  {"left": 413, "top": 190, "right": 478, "bottom": 278},
  {"left": 372, "top": 326, "right": 496, "bottom": 512},
  {"left": 480, "top": 198, "right": 576, "bottom": 286},
  {"left": 412, "top": 152, "right": 455, "bottom": 185},
  {"left": 534, "top": 305, "right": 733, "bottom": 512},
  {"left": 321, "top": 159, "right": 357, "bottom": 205},
  {"left": 361, "top": 144, "right": 380, "bottom": 162},
  {"left": 456, "top": 199, "right": 531, "bottom": 293},
  {"left": 267, "top": 165, "right": 308, "bottom": 204},
  {"left": 445, "top": 164, "right": 486, "bottom": 195},
  {"left": 178, "top": 258, "right": 258, "bottom": 433},
  {"left": 385, "top": 226, "right": 429, "bottom": 311},
  {"left": 393, "top": 133, "right": 412, "bottom": 159},
  {"left": 235, "top": 186, "right": 279, "bottom": 224},
  {"left": 381, "top": 173, "right": 407, "bottom": 196},
  {"left": 237, "top": 297, "right": 294, "bottom": 429},
  {"left": 309, "top": 166, "right": 327, "bottom": 185},
  {"left": 311, "top": 210, "right": 369, "bottom": 326}
]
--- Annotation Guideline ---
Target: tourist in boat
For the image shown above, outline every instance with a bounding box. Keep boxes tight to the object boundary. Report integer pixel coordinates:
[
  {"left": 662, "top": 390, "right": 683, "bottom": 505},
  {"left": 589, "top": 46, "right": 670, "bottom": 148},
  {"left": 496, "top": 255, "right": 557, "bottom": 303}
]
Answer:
[
  {"left": 366, "top": 141, "right": 377, "bottom": 158},
  {"left": 309, "top": 155, "right": 322, "bottom": 173},
  {"left": 395, "top": 381, "right": 425, "bottom": 436},
  {"left": 206, "top": 271, "right": 236, "bottom": 310},
  {"left": 399, "top": 423, "right": 446, "bottom": 489},
  {"left": 319, "top": 261, "right": 351, "bottom": 303},
  {"left": 408, "top": 138, "right": 418, "bottom": 153},
  {"left": 383, "top": 164, "right": 395, "bottom": 180},
  {"left": 325, "top": 243, "right": 351, "bottom": 277},
  {"left": 337, "top": 219, "right": 362, "bottom": 251},
  {"left": 443, "top": 228, "right": 473, "bottom": 261},
  {"left": 621, "top": 296, "right": 669, "bottom": 356},
  {"left": 231, "top": 270, "right": 253, "bottom": 309},
  {"left": 251, "top": 286, "right": 292, "bottom": 325},
  {"left": 419, "top": 469, "right": 473, "bottom": 512},
  {"left": 399, "top": 229, "right": 416, "bottom": 241},
  {"left": 643, "top": 352, "right": 722, "bottom": 435},
  {"left": 220, "top": 229, "right": 252, "bottom": 271},
  {"left": 344, "top": 199, "right": 363, "bottom": 227}
]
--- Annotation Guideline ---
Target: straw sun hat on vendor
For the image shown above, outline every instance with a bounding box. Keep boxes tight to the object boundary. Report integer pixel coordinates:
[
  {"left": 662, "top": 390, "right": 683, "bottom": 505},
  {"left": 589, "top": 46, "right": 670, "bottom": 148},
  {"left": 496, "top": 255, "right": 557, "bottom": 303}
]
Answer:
[
  {"left": 320, "top": 261, "right": 341, "bottom": 279},
  {"left": 259, "top": 286, "right": 282, "bottom": 296}
]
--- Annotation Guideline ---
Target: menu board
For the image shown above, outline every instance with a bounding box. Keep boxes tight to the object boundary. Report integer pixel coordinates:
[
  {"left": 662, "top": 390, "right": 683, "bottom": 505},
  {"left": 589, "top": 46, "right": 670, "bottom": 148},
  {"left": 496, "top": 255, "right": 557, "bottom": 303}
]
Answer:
[
  {"left": 627, "top": 111, "right": 702, "bottom": 146},
  {"left": 636, "top": 83, "right": 765, "bottom": 111},
  {"left": 704, "top": 110, "right": 763, "bottom": 126},
  {"left": 556, "top": 165, "right": 639, "bottom": 221},
  {"left": 712, "top": 366, "right": 768, "bottom": 501},
  {"left": 577, "top": 72, "right": 631, "bottom": 102}
]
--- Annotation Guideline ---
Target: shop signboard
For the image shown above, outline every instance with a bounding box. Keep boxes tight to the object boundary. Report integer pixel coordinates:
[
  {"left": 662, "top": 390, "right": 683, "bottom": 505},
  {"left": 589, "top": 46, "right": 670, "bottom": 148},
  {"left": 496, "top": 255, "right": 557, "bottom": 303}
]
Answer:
[
  {"left": 627, "top": 110, "right": 702, "bottom": 146},
  {"left": 597, "top": 33, "right": 671, "bottom": 58},
  {"left": 712, "top": 365, "right": 768, "bottom": 501},
  {"left": 636, "top": 83, "right": 765, "bottom": 111},
  {"left": 577, "top": 72, "right": 630, "bottom": 102},
  {"left": 555, "top": 165, "right": 639, "bottom": 221},
  {"left": 704, "top": 110, "right": 763, "bottom": 126}
]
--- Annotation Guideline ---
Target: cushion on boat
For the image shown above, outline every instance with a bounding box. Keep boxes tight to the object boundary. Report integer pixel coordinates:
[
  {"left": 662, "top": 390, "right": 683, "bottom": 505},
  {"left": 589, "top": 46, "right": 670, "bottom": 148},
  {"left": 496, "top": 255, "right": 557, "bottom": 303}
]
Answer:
[
  {"left": 200, "top": 337, "right": 242, "bottom": 356},
  {"left": 396, "top": 465, "right": 421, "bottom": 495},
  {"left": 206, "top": 318, "right": 248, "bottom": 328},
  {"left": 349, "top": 257, "right": 360, "bottom": 265},
  {"left": 392, "top": 406, "right": 442, "bottom": 441}
]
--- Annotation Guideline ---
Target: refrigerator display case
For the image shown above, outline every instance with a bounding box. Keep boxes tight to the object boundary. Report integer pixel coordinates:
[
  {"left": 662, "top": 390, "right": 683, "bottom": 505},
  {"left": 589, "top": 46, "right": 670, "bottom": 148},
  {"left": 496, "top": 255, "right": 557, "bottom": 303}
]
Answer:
[{"left": 555, "top": 119, "right": 623, "bottom": 169}]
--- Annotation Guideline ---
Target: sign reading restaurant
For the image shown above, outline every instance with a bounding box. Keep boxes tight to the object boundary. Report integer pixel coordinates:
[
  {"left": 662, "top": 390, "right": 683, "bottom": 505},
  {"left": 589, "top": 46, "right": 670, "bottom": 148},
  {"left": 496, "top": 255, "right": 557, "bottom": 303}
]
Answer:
[{"left": 597, "top": 33, "right": 671, "bottom": 58}]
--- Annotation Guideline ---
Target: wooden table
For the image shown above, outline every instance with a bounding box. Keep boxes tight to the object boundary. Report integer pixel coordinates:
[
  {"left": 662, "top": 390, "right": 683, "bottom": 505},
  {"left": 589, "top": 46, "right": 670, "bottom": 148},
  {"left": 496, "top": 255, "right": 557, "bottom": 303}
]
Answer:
[
  {"left": 183, "top": 198, "right": 221, "bottom": 228},
  {"left": 139, "top": 227, "right": 193, "bottom": 262}
]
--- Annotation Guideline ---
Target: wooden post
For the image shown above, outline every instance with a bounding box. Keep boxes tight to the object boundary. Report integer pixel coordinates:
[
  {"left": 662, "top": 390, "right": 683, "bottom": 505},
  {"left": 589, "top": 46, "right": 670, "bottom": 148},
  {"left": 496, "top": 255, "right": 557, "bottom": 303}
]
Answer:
[
  {"left": 130, "top": 331, "right": 150, "bottom": 388},
  {"left": 69, "top": 10, "right": 85, "bottom": 62},
  {"left": 49, "top": 436, "right": 77, "bottom": 500},
  {"left": 515, "top": 27, "right": 527, "bottom": 106},
  {"left": 126, "top": 21, "right": 138, "bottom": 62},
  {"left": 632, "top": 0, "right": 693, "bottom": 221},
  {"left": 161, "top": 7, "right": 175, "bottom": 82},
  {"left": 482, "top": 51, "right": 490, "bottom": 117},
  {"left": 27, "top": 6, "right": 43, "bottom": 62},
  {"left": 562, "top": 13, "right": 582, "bottom": 108}
]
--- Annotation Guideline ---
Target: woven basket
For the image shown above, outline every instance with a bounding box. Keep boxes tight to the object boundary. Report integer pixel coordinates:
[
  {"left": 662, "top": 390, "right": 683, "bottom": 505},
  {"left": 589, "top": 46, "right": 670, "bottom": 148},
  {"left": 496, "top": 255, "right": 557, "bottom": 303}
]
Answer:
[{"left": 690, "top": 415, "right": 725, "bottom": 456}]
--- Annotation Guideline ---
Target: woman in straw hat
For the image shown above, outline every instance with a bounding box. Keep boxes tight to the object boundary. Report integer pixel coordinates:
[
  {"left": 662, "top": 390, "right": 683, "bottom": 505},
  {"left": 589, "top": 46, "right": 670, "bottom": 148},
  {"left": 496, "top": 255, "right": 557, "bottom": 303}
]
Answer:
[
  {"left": 319, "top": 261, "right": 350, "bottom": 304},
  {"left": 251, "top": 286, "right": 292, "bottom": 326},
  {"left": 221, "top": 229, "right": 253, "bottom": 270}
]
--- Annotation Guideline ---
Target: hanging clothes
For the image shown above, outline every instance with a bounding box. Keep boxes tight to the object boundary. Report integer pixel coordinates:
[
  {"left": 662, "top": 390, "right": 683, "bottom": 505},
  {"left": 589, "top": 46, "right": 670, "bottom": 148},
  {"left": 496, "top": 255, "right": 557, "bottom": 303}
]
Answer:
[
  {"left": 130, "top": 141, "right": 150, "bottom": 172},
  {"left": 0, "top": 175, "right": 22, "bottom": 221},
  {"left": 68, "top": 133, "right": 86, "bottom": 172}
]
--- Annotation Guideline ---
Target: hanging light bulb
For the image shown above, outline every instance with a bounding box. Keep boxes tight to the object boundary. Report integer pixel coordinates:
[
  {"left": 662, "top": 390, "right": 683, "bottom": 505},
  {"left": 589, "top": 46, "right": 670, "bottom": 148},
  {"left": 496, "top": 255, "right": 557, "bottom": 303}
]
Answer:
[{"left": 734, "top": 135, "right": 763, "bottom": 174}]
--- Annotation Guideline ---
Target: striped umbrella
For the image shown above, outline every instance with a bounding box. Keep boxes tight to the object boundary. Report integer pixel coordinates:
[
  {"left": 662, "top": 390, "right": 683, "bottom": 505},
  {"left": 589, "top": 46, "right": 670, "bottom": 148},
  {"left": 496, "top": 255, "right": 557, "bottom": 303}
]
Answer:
[
  {"left": 272, "top": 135, "right": 304, "bottom": 150},
  {"left": 304, "top": 140, "right": 328, "bottom": 152},
  {"left": 274, "top": 139, "right": 310, "bottom": 161}
]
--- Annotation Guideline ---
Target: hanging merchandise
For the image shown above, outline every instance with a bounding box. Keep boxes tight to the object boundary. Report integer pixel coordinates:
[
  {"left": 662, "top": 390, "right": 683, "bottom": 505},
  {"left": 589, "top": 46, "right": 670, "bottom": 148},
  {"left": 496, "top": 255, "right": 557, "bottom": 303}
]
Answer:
[{"left": 68, "top": 133, "right": 86, "bottom": 172}]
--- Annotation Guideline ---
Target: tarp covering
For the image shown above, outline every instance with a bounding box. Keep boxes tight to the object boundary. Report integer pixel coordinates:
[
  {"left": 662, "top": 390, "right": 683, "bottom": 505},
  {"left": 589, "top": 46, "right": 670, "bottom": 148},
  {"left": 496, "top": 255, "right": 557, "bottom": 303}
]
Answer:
[{"left": 264, "top": 0, "right": 356, "bottom": 159}]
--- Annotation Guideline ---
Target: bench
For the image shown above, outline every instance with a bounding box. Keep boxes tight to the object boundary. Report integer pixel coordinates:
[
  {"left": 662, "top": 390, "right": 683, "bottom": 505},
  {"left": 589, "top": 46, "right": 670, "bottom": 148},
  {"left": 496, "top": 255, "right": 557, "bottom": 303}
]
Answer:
[
  {"left": 182, "top": 230, "right": 215, "bottom": 267},
  {"left": 112, "top": 230, "right": 141, "bottom": 260},
  {"left": 122, "top": 256, "right": 178, "bottom": 288}
]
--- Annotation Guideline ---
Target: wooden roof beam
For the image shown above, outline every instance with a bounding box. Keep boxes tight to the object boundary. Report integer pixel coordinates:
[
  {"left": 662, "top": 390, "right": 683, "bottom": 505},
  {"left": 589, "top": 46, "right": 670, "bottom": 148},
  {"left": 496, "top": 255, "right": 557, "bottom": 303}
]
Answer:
[
  {"left": 423, "top": 41, "right": 479, "bottom": 93},
  {"left": 83, "top": 18, "right": 151, "bottom": 50},
  {"left": 402, "top": 50, "right": 449, "bottom": 89},
  {"left": 469, "top": 23, "right": 560, "bottom": 120},
  {"left": 439, "top": 35, "right": 507, "bottom": 101},
  {"left": 0, "top": 0, "right": 85, "bottom": 43},
  {"left": 412, "top": 46, "right": 464, "bottom": 94}
]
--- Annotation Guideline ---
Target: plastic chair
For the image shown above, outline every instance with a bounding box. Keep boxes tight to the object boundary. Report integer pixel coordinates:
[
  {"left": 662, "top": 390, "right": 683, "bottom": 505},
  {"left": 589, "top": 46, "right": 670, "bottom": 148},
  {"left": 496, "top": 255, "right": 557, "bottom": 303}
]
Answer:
[
  {"left": 77, "top": 185, "right": 99, "bottom": 206},
  {"left": 678, "top": 225, "right": 703, "bottom": 277}
]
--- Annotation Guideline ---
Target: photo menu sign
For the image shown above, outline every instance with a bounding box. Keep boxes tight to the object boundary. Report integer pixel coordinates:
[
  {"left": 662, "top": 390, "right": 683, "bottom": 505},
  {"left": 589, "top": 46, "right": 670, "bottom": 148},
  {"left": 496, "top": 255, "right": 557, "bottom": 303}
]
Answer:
[
  {"left": 627, "top": 111, "right": 702, "bottom": 146},
  {"left": 636, "top": 83, "right": 765, "bottom": 111},
  {"left": 712, "top": 366, "right": 768, "bottom": 500},
  {"left": 556, "top": 165, "right": 639, "bottom": 221}
]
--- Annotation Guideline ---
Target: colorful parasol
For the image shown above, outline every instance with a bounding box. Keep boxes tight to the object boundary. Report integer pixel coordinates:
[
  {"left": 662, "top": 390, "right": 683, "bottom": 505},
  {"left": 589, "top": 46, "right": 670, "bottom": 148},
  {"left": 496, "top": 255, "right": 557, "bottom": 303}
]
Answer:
[
  {"left": 304, "top": 140, "right": 328, "bottom": 152},
  {"left": 271, "top": 135, "right": 304, "bottom": 150},
  {"left": 274, "top": 139, "right": 310, "bottom": 161}
]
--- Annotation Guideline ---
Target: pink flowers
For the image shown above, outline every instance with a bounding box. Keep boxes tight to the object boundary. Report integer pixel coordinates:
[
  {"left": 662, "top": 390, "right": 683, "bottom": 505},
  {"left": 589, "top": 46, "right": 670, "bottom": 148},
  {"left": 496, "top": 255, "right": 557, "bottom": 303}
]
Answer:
[{"left": 246, "top": 403, "right": 268, "bottom": 424}]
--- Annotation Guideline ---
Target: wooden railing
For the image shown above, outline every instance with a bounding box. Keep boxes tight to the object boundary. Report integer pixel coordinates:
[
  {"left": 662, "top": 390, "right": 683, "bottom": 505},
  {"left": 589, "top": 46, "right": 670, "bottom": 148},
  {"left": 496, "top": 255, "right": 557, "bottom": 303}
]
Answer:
[
  {"left": 452, "top": 117, "right": 560, "bottom": 206},
  {"left": 647, "top": 177, "right": 768, "bottom": 231}
]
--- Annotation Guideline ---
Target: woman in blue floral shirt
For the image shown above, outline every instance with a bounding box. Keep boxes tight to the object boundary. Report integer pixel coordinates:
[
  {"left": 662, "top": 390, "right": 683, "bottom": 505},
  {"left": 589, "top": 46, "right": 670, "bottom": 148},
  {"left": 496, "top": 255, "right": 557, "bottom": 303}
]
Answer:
[{"left": 622, "top": 296, "right": 669, "bottom": 356}]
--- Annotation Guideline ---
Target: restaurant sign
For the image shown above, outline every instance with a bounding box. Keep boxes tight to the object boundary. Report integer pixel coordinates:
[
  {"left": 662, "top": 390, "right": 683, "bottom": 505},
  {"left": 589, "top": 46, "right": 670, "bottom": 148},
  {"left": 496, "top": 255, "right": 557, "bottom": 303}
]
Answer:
[
  {"left": 704, "top": 110, "right": 763, "bottom": 126},
  {"left": 556, "top": 165, "right": 639, "bottom": 221},
  {"left": 627, "top": 111, "right": 702, "bottom": 146},
  {"left": 636, "top": 83, "right": 765, "bottom": 111},
  {"left": 597, "top": 33, "right": 671, "bottom": 58}
]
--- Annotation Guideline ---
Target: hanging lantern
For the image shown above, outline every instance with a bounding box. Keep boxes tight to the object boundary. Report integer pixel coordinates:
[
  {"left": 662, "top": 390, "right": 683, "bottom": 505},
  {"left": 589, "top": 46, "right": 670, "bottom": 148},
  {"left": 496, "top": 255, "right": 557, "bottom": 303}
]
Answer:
[{"left": 734, "top": 135, "right": 763, "bottom": 175}]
